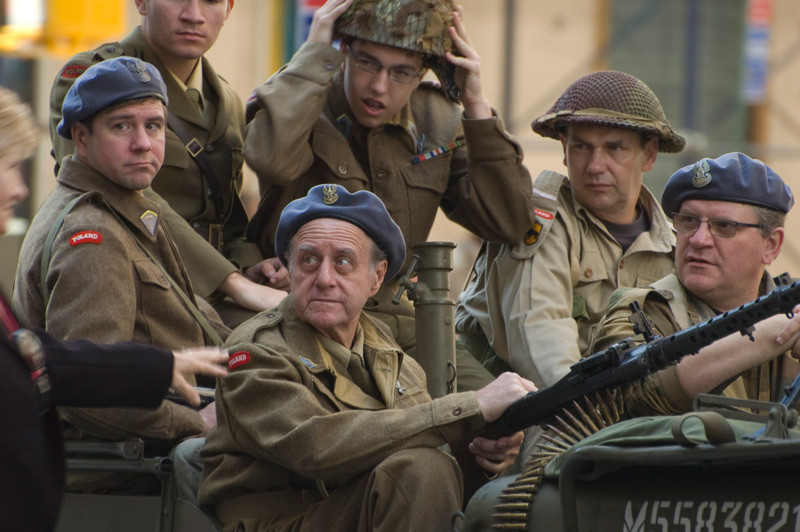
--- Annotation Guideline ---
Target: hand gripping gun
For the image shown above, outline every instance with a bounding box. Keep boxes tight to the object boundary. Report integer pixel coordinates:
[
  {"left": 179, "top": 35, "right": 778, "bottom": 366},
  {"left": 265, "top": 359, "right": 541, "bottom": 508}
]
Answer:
[{"left": 492, "top": 276, "right": 800, "bottom": 436}]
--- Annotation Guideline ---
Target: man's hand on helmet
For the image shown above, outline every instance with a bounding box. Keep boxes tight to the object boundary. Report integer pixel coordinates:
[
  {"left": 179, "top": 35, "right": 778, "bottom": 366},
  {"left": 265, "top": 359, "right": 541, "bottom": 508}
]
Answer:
[{"left": 446, "top": 6, "right": 491, "bottom": 120}]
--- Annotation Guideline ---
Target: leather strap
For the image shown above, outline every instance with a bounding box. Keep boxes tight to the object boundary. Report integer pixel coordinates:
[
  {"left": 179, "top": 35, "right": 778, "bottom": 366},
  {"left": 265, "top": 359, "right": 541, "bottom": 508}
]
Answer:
[
  {"left": 671, "top": 411, "right": 737, "bottom": 446},
  {"left": 40, "top": 192, "right": 94, "bottom": 305},
  {"left": 166, "top": 113, "right": 227, "bottom": 226}
]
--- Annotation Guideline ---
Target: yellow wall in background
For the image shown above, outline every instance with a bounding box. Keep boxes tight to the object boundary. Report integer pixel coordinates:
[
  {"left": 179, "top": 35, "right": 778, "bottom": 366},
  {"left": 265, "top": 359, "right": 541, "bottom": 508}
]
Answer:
[{"left": 43, "top": 0, "right": 126, "bottom": 57}]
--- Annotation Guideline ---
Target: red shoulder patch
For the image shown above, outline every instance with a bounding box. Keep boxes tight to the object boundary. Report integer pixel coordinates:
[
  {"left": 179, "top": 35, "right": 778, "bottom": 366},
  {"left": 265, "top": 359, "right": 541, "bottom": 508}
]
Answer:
[
  {"left": 534, "top": 208, "right": 554, "bottom": 220},
  {"left": 228, "top": 351, "right": 251, "bottom": 370},
  {"left": 69, "top": 231, "right": 103, "bottom": 246},
  {"left": 61, "top": 65, "right": 88, "bottom": 79}
]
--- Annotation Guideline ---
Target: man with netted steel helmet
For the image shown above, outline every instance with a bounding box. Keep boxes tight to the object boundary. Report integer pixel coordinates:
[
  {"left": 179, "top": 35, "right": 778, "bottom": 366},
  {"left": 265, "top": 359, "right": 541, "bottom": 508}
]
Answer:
[
  {"left": 455, "top": 70, "right": 685, "bottom": 390},
  {"left": 241, "top": 0, "right": 534, "bottom": 391}
]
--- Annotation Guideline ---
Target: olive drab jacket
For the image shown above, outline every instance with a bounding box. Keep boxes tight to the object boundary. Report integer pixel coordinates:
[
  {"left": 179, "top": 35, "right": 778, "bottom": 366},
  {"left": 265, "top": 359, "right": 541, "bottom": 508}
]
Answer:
[
  {"left": 199, "top": 297, "right": 486, "bottom": 506},
  {"left": 243, "top": 41, "right": 534, "bottom": 316},
  {"left": 48, "top": 27, "right": 258, "bottom": 297},
  {"left": 589, "top": 272, "right": 800, "bottom": 417},
  {"left": 455, "top": 170, "right": 676, "bottom": 388},
  {"left": 12, "top": 156, "right": 229, "bottom": 445}
]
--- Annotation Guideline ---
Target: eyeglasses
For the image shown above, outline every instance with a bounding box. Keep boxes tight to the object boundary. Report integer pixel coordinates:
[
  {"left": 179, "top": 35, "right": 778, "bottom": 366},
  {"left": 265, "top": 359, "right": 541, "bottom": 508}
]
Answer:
[
  {"left": 671, "top": 212, "right": 763, "bottom": 238},
  {"left": 345, "top": 46, "right": 422, "bottom": 84}
]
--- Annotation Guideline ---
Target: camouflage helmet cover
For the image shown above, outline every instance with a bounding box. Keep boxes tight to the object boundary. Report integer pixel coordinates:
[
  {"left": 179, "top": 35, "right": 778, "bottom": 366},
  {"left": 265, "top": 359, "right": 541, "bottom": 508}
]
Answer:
[
  {"left": 334, "top": 0, "right": 461, "bottom": 101},
  {"left": 334, "top": 0, "right": 455, "bottom": 56},
  {"left": 532, "top": 70, "right": 686, "bottom": 153}
]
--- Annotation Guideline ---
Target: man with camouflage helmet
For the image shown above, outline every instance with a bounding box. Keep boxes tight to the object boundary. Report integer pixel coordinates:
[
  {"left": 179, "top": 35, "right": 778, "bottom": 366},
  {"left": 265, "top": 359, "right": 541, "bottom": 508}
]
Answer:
[
  {"left": 455, "top": 70, "right": 685, "bottom": 388},
  {"left": 242, "top": 0, "right": 534, "bottom": 390}
]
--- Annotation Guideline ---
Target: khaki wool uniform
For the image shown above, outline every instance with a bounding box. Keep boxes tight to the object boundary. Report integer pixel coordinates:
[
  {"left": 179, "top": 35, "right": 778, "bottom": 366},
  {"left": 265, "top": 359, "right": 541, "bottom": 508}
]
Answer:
[
  {"left": 244, "top": 41, "right": 534, "bottom": 318},
  {"left": 49, "top": 27, "right": 259, "bottom": 298},
  {"left": 199, "top": 297, "right": 488, "bottom": 532},
  {"left": 12, "top": 156, "right": 229, "bottom": 446},
  {"left": 455, "top": 170, "right": 676, "bottom": 388},
  {"left": 589, "top": 272, "right": 800, "bottom": 416}
]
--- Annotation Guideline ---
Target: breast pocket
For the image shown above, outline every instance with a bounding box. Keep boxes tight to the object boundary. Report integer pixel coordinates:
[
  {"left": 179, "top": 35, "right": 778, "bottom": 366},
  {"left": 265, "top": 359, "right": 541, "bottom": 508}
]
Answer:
[{"left": 396, "top": 154, "right": 452, "bottom": 240}]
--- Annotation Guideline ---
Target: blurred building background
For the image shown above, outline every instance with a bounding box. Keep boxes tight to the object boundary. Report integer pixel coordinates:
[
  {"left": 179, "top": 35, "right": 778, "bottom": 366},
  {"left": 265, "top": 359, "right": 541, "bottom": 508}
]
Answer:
[{"left": 1, "top": 0, "right": 798, "bottom": 300}]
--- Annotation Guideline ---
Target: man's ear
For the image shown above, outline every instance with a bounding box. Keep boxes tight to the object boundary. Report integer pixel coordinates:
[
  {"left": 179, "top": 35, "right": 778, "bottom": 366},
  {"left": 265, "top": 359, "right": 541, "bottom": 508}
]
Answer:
[
  {"left": 71, "top": 122, "right": 89, "bottom": 157},
  {"left": 559, "top": 132, "right": 568, "bottom": 168},
  {"left": 134, "top": 0, "right": 146, "bottom": 16},
  {"left": 763, "top": 227, "right": 785, "bottom": 265},
  {"left": 641, "top": 137, "right": 659, "bottom": 173},
  {"left": 370, "top": 260, "right": 388, "bottom": 296}
]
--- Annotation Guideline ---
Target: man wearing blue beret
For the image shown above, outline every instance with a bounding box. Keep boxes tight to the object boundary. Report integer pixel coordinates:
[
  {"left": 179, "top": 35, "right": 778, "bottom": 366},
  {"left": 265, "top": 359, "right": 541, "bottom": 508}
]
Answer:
[
  {"left": 12, "top": 57, "right": 233, "bottom": 490},
  {"left": 589, "top": 152, "right": 800, "bottom": 415},
  {"left": 463, "top": 152, "right": 800, "bottom": 531},
  {"left": 199, "top": 183, "right": 538, "bottom": 532}
]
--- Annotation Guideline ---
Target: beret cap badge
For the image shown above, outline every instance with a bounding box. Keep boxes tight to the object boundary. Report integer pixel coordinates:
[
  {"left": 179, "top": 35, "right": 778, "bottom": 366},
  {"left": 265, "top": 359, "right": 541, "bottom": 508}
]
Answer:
[
  {"left": 692, "top": 159, "right": 712, "bottom": 188},
  {"left": 322, "top": 184, "right": 339, "bottom": 205},
  {"left": 126, "top": 59, "right": 151, "bottom": 83}
]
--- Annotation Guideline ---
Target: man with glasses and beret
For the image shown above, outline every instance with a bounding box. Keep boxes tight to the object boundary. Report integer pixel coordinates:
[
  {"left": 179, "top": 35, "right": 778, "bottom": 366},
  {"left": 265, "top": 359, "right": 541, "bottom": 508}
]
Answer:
[
  {"left": 241, "top": 0, "right": 534, "bottom": 391},
  {"left": 461, "top": 153, "right": 800, "bottom": 532},
  {"left": 588, "top": 152, "right": 800, "bottom": 415}
]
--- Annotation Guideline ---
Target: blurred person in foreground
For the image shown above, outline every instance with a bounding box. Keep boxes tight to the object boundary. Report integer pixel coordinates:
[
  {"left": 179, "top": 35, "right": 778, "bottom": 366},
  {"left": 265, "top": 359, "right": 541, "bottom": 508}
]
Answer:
[
  {"left": 198, "top": 184, "right": 537, "bottom": 532},
  {"left": 0, "top": 86, "right": 229, "bottom": 532}
]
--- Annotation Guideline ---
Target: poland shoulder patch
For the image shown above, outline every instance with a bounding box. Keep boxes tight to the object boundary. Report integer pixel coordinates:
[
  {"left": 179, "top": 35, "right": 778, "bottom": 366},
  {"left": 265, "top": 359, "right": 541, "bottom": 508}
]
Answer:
[{"left": 69, "top": 231, "right": 103, "bottom": 246}]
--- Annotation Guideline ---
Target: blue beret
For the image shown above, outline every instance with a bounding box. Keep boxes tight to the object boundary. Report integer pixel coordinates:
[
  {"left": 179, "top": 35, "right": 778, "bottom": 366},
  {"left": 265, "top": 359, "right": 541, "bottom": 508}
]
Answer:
[
  {"left": 57, "top": 57, "right": 168, "bottom": 140},
  {"left": 275, "top": 184, "right": 406, "bottom": 282},
  {"left": 662, "top": 152, "right": 794, "bottom": 216}
]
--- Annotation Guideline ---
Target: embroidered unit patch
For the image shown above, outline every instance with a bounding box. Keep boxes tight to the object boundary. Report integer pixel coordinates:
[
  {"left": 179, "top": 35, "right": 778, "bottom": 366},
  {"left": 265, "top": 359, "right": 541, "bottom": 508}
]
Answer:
[
  {"left": 228, "top": 351, "right": 251, "bottom": 370},
  {"left": 69, "top": 231, "right": 103, "bottom": 246}
]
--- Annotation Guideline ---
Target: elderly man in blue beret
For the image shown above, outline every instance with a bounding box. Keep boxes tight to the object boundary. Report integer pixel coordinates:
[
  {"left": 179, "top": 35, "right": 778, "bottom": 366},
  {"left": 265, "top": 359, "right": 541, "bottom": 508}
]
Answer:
[
  {"left": 199, "top": 183, "right": 537, "bottom": 532},
  {"left": 12, "top": 57, "right": 234, "bottom": 491},
  {"left": 587, "top": 152, "right": 800, "bottom": 416}
]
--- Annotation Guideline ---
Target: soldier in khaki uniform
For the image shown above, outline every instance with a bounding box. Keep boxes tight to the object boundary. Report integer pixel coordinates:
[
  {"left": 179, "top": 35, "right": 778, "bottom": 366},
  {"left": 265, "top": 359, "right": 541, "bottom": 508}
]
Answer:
[
  {"left": 14, "top": 58, "right": 226, "bottom": 457},
  {"left": 455, "top": 71, "right": 684, "bottom": 389},
  {"left": 242, "top": 0, "right": 534, "bottom": 389},
  {"left": 589, "top": 152, "right": 800, "bottom": 415},
  {"left": 48, "top": 0, "right": 283, "bottom": 321},
  {"left": 199, "top": 184, "right": 537, "bottom": 532},
  {"left": 462, "top": 152, "right": 800, "bottom": 532}
]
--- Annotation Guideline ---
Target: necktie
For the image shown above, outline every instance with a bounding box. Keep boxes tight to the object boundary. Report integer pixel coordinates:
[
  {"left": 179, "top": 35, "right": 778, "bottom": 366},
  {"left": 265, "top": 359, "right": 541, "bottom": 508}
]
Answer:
[
  {"left": 348, "top": 352, "right": 381, "bottom": 401},
  {"left": 186, "top": 88, "right": 203, "bottom": 113}
]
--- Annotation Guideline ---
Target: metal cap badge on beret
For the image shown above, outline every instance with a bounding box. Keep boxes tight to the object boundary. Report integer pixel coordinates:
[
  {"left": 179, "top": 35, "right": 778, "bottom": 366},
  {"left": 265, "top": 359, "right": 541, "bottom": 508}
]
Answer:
[
  {"left": 532, "top": 70, "right": 685, "bottom": 154},
  {"left": 662, "top": 152, "right": 794, "bottom": 217},
  {"left": 57, "top": 57, "right": 168, "bottom": 140},
  {"left": 275, "top": 184, "right": 406, "bottom": 282}
]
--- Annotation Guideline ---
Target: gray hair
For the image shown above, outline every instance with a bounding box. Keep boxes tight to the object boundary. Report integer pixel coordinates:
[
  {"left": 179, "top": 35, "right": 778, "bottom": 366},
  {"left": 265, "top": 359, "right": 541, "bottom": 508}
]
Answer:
[{"left": 751, "top": 205, "right": 786, "bottom": 238}]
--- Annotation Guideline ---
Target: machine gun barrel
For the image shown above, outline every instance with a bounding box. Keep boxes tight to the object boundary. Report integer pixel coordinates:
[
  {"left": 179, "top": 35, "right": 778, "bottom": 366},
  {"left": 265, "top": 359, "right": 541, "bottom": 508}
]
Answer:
[{"left": 492, "top": 279, "right": 800, "bottom": 435}]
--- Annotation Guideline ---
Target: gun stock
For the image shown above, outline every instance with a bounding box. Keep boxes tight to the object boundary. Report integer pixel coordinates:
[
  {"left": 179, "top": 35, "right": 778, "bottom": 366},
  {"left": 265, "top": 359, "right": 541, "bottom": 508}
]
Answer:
[{"left": 492, "top": 278, "right": 800, "bottom": 436}]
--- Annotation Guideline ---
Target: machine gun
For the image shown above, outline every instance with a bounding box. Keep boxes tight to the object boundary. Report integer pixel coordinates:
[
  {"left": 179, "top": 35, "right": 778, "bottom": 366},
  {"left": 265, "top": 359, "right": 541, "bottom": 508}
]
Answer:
[{"left": 491, "top": 277, "right": 800, "bottom": 436}]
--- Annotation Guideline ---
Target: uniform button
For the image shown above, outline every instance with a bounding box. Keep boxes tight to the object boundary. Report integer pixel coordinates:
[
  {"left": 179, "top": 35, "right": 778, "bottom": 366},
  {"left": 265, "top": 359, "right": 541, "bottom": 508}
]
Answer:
[
  {"left": 376, "top": 170, "right": 387, "bottom": 179},
  {"left": 619, "top": 260, "right": 625, "bottom": 269},
  {"left": 206, "top": 144, "right": 215, "bottom": 153},
  {"left": 266, "top": 313, "right": 276, "bottom": 318},
  {"left": 192, "top": 222, "right": 200, "bottom": 228},
  {"left": 453, "top": 407, "right": 463, "bottom": 416},
  {"left": 207, "top": 187, "right": 214, "bottom": 197},
  {"left": 585, "top": 269, "right": 593, "bottom": 278},
  {"left": 324, "top": 62, "right": 335, "bottom": 71},
  {"left": 338, "top": 163, "right": 347, "bottom": 175},
  {"left": 105, "top": 46, "right": 116, "bottom": 54}
]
